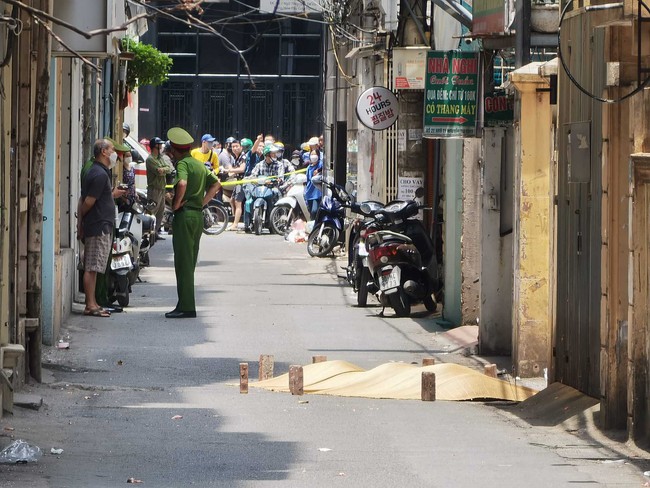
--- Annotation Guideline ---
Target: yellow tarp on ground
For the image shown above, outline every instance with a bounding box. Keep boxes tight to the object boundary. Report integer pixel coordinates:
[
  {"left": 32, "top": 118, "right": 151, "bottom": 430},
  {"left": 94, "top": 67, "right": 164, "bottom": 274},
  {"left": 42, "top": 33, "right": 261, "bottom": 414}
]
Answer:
[{"left": 250, "top": 360, "right": 537, "bottom": 402}]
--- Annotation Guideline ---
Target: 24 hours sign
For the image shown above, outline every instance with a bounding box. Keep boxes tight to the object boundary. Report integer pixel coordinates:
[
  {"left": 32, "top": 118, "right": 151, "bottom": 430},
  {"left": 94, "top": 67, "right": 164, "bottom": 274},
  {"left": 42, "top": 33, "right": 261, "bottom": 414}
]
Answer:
[
  {"left": 423, "top": 51, "right": 480, "bottom": 138},
  {"left": 356, "top": 86, "right": 399, "bottom": 131}
]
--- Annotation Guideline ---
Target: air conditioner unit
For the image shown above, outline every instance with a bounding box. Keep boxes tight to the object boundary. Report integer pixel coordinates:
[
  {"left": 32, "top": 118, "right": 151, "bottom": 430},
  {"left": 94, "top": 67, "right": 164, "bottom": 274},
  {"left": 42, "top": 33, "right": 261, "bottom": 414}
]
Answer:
[{"left": 52, "top": 0, "right": 126, "bottom": 56}]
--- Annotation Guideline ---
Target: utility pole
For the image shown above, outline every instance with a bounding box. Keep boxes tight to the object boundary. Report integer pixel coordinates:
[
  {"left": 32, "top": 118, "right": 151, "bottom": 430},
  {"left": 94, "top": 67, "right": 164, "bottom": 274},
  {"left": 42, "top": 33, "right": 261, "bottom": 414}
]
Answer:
[
  {"left": 356, "top": 2, "right": 379, "bottom": 201},
  {"left": 515, "top": 0, "right": 531, "bottom": 67}
]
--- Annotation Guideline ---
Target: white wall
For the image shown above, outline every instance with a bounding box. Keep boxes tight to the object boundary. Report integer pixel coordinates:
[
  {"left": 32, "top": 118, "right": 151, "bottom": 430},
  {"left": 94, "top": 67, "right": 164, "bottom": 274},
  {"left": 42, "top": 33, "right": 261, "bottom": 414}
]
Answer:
[{"left": 479, "top": 128, "right": 514, "bottom": 354}]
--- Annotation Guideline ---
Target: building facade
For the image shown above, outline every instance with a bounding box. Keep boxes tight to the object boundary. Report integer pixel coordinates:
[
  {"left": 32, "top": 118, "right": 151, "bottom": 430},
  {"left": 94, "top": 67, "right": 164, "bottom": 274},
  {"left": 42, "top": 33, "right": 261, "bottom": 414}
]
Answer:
[{"left": 137, "top": 2, "right": 324, "bottom": 147}]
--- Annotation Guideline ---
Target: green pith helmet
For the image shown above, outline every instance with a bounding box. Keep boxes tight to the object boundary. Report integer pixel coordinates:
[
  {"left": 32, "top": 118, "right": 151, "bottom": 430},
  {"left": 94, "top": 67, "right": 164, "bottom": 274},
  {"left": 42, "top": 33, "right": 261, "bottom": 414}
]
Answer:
[
  {"left": 105, "top": 137, "right": 130, "bottom": 153},
  {"left": 240, "top": 138, "right": 253, "bottom": 150},
  {"left": 167, "top": 127, "right": 194, "bottom": 146},
  {"left": 263, "top": 144, "right": 279, "bottom": 157}
]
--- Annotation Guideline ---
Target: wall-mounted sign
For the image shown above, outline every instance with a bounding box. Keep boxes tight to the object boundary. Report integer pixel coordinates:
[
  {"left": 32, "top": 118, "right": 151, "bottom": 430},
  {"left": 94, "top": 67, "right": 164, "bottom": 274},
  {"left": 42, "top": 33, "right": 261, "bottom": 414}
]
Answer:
[
  {"left": 398, "top": 175, "right": 425, "bottom": 220},
  {"left": 356, "top": 86, "right": 399, "bottom": 131},
  {"left": 423, "top": 51, "right": 480, "bottom": 138},
  {"left": 484, "top": 91, "right": 514, "bottom": 127},
  {"left": 259, "top": 0, "right": 322, "bottom": 13},
  {"left": 473, "top": 0, "right": 507, "bottom": 36},
  {"left": 393, "top": 47, "right": 429, "bottom": 90}
]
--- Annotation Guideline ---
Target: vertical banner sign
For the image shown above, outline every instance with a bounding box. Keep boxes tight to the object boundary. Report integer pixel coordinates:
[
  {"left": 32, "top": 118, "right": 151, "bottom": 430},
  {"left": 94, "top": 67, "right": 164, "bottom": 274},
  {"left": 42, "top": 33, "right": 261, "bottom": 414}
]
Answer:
[{"left": 423, "top": 51, "right": 480, "bottom": 138}]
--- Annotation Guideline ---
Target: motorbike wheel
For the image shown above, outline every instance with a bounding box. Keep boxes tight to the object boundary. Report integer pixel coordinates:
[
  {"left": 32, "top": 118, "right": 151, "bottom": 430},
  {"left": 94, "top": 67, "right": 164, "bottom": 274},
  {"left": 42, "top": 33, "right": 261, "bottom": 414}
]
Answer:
[
  {"left": 357, "top": 267, "right": 370, "bottom": 307},
  {"left": 203, "top": 205, "right": 228, "bottom": 235},
  {"left": 116, "top": 276, "right": 130, "bottom": 307},
  {"left": 423, "top": 295, "right": 437, "bottom": 313},
  {"left": 307, "top": 223, "right": 339, "bottom": 257},
  {"left": 389, "top": 289, "right": 411, "bottom": 317},
  {"left": 269, "top": 206, "right": 290, "bottom": 235},
  {"left": 253, "top": 208, "right": 263, "bottom": 235},
  {"left": 347, "top": 237, "right": 360, "bottom": 288}
]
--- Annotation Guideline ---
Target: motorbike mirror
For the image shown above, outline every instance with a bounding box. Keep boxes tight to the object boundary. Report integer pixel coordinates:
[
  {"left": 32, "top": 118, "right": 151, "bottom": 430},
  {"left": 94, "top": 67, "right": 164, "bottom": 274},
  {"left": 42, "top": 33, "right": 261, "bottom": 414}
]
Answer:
[
  {"left": 345, "top": 181, "right": 355, "bottom": 195},
  {"left": 360, "top": 203, "right": 373, "bottom": 214},
  {"left": 414, "top": 186, "right": 425, "bottom": 198},
  {"left": 145, "top": 200, "right": 157, "bottom": 213}
]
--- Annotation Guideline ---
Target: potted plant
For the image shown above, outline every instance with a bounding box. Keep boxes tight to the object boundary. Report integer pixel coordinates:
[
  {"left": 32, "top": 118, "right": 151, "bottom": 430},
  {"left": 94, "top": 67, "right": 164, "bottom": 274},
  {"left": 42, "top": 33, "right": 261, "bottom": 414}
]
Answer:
[{"left": 120, "top": 36, "right": 173, "bottom": 93}]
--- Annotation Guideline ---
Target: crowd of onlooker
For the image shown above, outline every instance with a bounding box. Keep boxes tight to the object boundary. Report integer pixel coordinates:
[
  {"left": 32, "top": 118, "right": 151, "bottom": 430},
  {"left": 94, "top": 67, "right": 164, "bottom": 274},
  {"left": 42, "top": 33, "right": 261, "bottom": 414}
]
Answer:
[{"left": 135, "top": 129, "right": 326, "bottom": 231}]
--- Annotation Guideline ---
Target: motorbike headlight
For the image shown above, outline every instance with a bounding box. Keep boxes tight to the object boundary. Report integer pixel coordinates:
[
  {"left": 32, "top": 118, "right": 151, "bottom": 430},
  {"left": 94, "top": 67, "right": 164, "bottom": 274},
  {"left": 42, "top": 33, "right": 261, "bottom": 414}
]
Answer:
[{"left": 131, "top": 202, "right": 144, "bottom": 214}]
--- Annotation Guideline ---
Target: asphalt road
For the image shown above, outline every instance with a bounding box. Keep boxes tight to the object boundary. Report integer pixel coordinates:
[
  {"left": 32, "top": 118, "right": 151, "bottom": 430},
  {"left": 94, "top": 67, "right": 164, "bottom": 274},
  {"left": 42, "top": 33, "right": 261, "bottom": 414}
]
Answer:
[{"left": 0, "top": 231, "right": 647, "bottom": 487}]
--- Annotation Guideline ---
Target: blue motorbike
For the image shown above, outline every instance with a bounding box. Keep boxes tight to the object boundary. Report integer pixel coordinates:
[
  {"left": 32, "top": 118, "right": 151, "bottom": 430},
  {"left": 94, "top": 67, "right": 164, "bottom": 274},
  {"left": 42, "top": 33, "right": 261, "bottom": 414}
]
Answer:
[
  {"left": 307, "top": 181, "right": 351, "bottom": 257},
  {"left": 243, "top": 179, "right": 281, "bottom": 235}
]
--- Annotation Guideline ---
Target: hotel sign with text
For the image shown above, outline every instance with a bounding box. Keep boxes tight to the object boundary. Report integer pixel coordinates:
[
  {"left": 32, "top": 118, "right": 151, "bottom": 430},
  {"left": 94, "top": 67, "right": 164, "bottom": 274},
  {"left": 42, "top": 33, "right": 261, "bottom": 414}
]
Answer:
[{"left": 423, "top": 51, "right": 480, "bottom": 138}]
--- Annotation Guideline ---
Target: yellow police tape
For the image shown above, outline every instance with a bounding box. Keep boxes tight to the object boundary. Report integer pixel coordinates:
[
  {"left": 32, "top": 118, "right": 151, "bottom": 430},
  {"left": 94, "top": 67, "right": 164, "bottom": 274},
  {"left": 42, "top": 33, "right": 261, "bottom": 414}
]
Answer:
[{"left": 165, "top": 167, "right": 307, "bottom": 190}]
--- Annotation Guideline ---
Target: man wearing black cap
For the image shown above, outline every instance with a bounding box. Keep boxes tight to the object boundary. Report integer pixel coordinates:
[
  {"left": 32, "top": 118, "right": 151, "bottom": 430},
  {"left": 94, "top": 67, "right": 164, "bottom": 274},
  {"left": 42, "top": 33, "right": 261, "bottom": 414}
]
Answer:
[
  {"left": 165, "top": 127, "right": 221, "bottom": 318},
  {"left": 146, "top": 137, "right": 172, "bottom": 238}
]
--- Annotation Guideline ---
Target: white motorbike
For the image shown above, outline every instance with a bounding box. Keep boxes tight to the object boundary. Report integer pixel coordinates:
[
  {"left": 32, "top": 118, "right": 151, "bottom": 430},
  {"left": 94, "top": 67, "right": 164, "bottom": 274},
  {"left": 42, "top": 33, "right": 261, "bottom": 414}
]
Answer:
[
  {"left": 269, "top": 173, "right": 310, "bottom": 235},
  {"left": 108, "top": 201, "right": 155, "bottom": 307}
]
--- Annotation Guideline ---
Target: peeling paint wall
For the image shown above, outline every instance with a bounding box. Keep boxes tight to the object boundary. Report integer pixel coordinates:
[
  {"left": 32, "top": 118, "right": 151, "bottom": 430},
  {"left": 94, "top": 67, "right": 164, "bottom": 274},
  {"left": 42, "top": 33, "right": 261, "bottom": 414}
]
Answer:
[{"left": 511, "top": 71, "right": 553, "bottom": 378}]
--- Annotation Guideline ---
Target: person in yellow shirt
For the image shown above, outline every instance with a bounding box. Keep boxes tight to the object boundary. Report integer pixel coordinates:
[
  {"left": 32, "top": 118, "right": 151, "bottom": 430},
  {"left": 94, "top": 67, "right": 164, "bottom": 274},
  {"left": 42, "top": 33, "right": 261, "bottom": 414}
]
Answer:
[{"left": 190, "top": 134, "right": 220, "bottom": 174}]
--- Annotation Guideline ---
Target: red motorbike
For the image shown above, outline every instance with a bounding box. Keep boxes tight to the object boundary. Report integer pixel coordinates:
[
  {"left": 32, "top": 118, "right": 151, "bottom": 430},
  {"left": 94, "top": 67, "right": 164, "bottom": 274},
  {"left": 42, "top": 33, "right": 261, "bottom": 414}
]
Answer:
[{"left": 365, "top": 197, "right": 439, "bottom": 317}]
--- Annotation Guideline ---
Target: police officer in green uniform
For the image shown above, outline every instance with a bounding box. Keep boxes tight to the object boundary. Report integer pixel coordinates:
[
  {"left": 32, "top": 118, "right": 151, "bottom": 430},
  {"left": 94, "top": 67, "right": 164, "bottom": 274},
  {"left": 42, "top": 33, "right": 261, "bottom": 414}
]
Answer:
[{"left": 165, "top": 127, "right": 221, "bottom": 319}]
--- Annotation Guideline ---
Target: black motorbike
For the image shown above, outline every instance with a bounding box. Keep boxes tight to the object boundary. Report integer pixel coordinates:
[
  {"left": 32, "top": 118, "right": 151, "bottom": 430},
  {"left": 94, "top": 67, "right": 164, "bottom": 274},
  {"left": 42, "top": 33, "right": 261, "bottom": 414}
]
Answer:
[
  {"left": 161, "top": 185, "right": 229, "bottom": 236},
  {"left": 345, "top": 199, "right": 385, "bottom": 307},
  {"left": 307, "top": 181, "right": 350, "bottom": 257},
  {"left": 364, "top": 195, "right": 440, "bottom": 317}
]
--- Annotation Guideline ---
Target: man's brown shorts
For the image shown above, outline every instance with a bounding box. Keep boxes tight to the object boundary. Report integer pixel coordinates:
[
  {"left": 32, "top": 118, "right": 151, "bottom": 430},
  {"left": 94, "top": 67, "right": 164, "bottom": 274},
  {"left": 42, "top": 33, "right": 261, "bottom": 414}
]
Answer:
[{"left": 83, "top": 232, "right": 112, "bottom": 273}]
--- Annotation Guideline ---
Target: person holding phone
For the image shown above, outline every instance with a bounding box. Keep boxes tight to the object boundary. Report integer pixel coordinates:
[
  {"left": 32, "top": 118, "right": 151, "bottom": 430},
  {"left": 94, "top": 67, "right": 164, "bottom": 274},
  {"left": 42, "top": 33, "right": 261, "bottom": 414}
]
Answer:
[{"left": 77, "top": 139, "right": 128, "bottom": 317}]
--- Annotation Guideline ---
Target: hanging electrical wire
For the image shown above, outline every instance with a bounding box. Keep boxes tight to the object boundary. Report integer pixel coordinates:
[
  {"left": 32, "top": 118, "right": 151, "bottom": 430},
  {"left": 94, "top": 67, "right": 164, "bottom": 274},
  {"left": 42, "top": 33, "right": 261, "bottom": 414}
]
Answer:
[
  {"left": 558, "top": 0, "right": 649, "bottom": 103},
  {"left": 328, "top": 24, "right": 359, "bottom": 87}
]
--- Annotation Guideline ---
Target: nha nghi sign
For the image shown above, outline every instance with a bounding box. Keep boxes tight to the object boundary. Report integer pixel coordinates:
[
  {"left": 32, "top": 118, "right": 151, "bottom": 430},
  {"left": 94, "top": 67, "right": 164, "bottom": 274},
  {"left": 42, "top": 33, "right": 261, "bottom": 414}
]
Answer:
[{"left": 423, "top": 51, "right": 480, "bottom": 138}]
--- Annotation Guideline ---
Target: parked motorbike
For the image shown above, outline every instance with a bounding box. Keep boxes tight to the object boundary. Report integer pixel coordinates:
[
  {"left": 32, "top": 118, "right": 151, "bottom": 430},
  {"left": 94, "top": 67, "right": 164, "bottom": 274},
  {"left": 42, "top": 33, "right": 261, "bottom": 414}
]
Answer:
[
  {"left": 364, "top": 192, "right": 439, "bottom": 317},
  {"left": 268, "top": 173, "right": 309, "bottom": 235},
  {"left": 135, "top": 188, "right": 158, "bottom": 267},
  {"left": 307, "top": 180, "right": 350, "bottom": 257},
  {"left": 162, "top": 185, "right": 229, "bottom": 236},
  {"left": 243, "top": 178, "right": 281, "bottom": 235},
  {"left": 345, "top": 198, "right": 386, "bottom": 307},
  {"left": 108, "top": 200, "right": 156, "bottom": 307}
]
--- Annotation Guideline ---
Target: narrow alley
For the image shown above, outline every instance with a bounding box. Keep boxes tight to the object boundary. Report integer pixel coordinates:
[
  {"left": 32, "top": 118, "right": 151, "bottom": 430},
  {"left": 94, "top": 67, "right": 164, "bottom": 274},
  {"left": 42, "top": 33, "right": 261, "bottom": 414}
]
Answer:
[{"left": 1, "top": 234, "right": 646, "bottom": 487}]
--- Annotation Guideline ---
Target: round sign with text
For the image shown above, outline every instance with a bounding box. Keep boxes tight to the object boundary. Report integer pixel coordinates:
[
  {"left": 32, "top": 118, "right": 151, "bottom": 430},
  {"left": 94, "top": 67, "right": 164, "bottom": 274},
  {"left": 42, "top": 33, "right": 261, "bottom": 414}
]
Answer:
[{"left": 356, "top": 86, "right": 399, "bottom": 131}]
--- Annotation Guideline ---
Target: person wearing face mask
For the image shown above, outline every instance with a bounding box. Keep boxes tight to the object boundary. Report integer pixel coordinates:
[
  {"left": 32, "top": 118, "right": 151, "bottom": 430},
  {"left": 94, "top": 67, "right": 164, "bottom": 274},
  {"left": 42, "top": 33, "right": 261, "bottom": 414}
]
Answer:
[
  {"left": 304, "top": 149, "right": 323, "bottom": 221},
  {"left": 118, "top": 148, "right": 137, "bottom": 212},
  {"left": 146, "top": 137, "right": 172, "bottom": 238},
  {"left": 290, "top": 150, "right": 302, "bottom": 170},
  {"left": 78, "top": 137, "right": 131, "bottom": 314},
  {"left": 77, "top": 139, "right": 128, "bottom": 317},
  {"left": 249, "top": 144, "right": 285, "bottom": 179}
]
